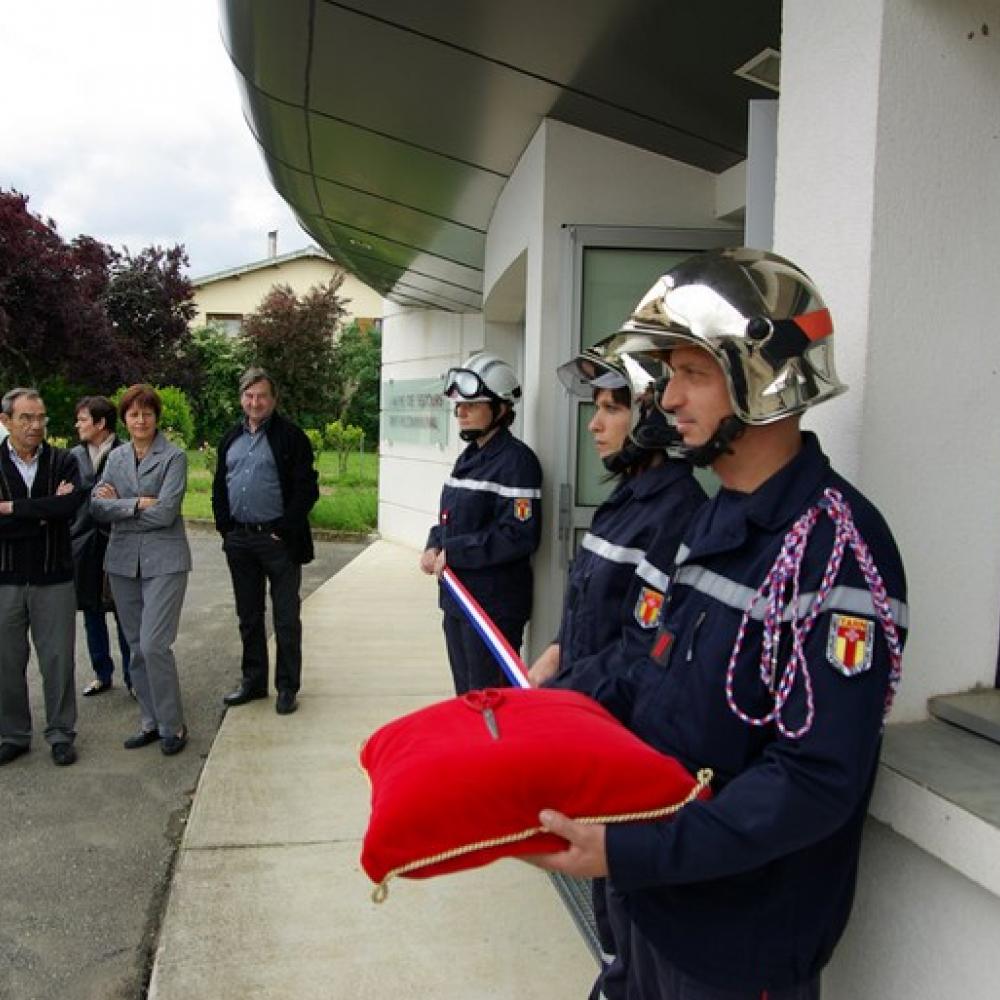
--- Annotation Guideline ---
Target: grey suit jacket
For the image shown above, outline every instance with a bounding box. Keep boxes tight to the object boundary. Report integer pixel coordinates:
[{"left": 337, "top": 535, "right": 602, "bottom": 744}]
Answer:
[{"left": 91, "top": 432, "right": 192, "bottom": 578}]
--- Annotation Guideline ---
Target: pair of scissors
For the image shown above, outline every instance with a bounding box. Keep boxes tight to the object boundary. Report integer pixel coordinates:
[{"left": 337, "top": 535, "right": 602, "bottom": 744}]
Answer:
[{"left": 462, "top": 688, "right": 503, "bottom": 740}]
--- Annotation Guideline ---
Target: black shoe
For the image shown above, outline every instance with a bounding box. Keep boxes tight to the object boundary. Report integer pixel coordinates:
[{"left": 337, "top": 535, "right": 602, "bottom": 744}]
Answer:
[
  {"left": 0, "top": 743, "right": 29, "bottom": 766},
  {"left": 123, "top": 729, "right": 160, "bottom": 750},
  {"left": 275, "top": 690, "right": 298, "bottom": 715},
  {"left": 161, "top": 727, "right": 188, "bottom": 756},
  {"left": 223, "top": 684, "right": 268, "bottom": 707},
  {"left": 51, "top": 743, "right": 77, "bottom": 767}
]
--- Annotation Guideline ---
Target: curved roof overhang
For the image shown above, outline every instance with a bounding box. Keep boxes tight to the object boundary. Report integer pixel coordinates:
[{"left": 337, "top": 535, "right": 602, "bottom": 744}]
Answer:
[{"left": 221, "top": 0, "right": 780, "bottom": 311}]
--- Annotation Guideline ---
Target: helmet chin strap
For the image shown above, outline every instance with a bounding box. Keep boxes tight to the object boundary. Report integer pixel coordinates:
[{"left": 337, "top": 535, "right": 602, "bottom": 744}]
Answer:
[
  {"left": 601, "top": 408, "right": 685, "bottom": 474},
  {"left": 683, "top": 415, "right": 746, "bottom": 467},
  {"left": 457, "top": 400, "right": 506, "bottom": 443}
]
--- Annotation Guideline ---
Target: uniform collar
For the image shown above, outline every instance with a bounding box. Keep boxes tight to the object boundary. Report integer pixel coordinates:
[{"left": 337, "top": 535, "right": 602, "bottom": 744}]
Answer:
[
  {"left": 463, "top": 426, "right": 510, "bottom": 457},
  {"left": 740, "top": 431, "right": 831, "bottom": 531},
  {"left": 681, "top": 432, "right": 830, "bottom": 563},
  {"left": 629, "top": 459, "right": 696, "bottom": 500}
]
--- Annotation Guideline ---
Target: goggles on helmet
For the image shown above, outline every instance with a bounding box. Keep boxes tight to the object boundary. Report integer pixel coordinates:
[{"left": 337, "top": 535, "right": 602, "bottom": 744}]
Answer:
[{"left": 443, "top": 367, "right": 495, "bottom": 402}]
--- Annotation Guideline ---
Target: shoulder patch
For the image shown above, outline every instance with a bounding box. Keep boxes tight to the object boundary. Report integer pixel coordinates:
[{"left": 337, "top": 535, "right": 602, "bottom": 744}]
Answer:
[
  {"left": 513, "top": 497, "right": 532, "bottom": 521},
  {"left": 826, "top": 613, "right": 875, "bottom": 676},
  {"left": 634, "top": 587, "right": 664, "bottom": 629}
]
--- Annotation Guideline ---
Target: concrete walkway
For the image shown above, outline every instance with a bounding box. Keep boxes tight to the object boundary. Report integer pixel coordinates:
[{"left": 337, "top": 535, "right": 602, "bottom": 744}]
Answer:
[{"left": 148, "top": 540, "right": 596, "bottom": 999}]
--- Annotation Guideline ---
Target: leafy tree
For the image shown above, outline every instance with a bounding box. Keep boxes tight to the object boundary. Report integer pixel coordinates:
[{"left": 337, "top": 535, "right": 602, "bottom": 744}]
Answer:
[
  {"left": 104, "top": 245, "right": 196, "bottom": 390},
  {"left": 0, "top": 189, "right": 126, "bottom": 387},
  {"left": 38, "top": 374, "right": 90, "bottom": 439},
  {"left": 179, "top": 324, "right": 248, "bottom": 444},
  {"left": 333, "top": 320, "right": 381, "bottom": 444},
  {"left": 240, "top": 276, "right": 347, "bottom": 428},
  {"left": 324, "top": 419, "right": 364, "bottom": 476}
]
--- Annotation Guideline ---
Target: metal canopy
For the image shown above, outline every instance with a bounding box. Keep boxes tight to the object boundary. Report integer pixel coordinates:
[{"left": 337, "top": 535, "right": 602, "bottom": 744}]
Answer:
[{"left": 221, "top": 0, "right": 780, "bottom": 310}]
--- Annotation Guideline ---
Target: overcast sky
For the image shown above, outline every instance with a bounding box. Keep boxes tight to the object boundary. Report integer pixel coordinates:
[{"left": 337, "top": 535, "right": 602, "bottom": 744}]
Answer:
[{"left": 0, "top": 0, "right": 310, "bottom": 278}]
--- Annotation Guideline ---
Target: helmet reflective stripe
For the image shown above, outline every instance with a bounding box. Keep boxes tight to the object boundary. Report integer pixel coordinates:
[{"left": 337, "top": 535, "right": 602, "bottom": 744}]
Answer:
[{"left": 622, "top": 248, "right": 847, "bottom": 425}]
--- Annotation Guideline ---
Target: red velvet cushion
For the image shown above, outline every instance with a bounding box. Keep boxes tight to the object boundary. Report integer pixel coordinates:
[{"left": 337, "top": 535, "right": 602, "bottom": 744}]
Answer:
[{"left": 359, "top": 687, "right": 710, "bottom": 897}]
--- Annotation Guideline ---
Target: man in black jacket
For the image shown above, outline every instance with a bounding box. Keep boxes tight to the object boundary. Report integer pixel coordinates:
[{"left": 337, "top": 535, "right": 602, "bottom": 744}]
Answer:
[
  {"left": 213, "top": 369, "right": 319, "bottom": 715},
  {"left": 0, "top": 387, "right": 85, "bottom": 766}
]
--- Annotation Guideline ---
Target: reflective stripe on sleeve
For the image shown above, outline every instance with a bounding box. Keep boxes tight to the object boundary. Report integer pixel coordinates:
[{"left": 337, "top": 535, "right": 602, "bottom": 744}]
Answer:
[
  {"left": 580, "top": 532, "right": 644, "bottom": 566},
  {"left": 636, "top": 557, "right": 670, "bottom": 593},
  {"left": 444, "top": 476, "right": 542, "bottom": 499},
  {"left": 673, "top": 564, "right": 909, "bottom": 628}
]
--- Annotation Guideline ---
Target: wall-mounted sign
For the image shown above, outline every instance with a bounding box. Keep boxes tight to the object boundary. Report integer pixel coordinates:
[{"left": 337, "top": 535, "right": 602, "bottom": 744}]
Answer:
[{"left": 380, "top": 377, "right": 450, "bottom": 447}]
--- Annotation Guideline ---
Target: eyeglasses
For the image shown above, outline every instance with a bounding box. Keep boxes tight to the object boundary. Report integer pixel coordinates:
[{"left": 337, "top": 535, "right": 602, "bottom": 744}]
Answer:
[{"left": 13, "top": 414, "right": 48, "bottom": 427}]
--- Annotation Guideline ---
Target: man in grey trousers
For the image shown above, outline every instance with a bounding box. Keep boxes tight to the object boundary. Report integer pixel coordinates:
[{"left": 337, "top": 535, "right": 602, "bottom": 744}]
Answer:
[{"left": 0, "top": 388, "right": 85, "bottom": 767}]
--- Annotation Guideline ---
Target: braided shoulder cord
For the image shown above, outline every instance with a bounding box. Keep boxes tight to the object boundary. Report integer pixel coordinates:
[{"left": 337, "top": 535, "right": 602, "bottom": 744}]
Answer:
[{"left": 724, "top": 488, "right": 904, "bottom": 738}]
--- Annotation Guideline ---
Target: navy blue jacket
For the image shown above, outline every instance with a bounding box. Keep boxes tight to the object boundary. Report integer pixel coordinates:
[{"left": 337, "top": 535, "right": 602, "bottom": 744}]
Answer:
[
  {"left": 427, "top": 427, "right": 542, "bottom": 623},
  {"left": 549, "top": 461, "right": 705, "bottom": 710},
  {"left": 606, "top": 433, "right": 908, "bottom": 992}
]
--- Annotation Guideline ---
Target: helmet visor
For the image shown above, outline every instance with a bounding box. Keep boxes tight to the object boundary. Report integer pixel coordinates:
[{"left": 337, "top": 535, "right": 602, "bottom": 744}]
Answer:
[
  {"left": 556, "top": 355, "right": 630, "bottom": 398},
  {"left": 443, "top": 367, "right": 493, "bottom": 401}
]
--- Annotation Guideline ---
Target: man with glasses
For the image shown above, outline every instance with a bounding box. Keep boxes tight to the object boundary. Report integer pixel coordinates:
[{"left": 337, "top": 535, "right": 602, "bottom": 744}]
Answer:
[
  {"left": 0, "top": 387, "right": 85, "bottom": 766},
  {"left": 420, "top": 351, "right": 542, "bottom": 694}
]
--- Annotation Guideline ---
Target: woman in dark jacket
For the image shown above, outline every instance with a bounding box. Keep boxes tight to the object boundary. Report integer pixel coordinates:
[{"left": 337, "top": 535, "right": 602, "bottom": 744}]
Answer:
[{"left": 70, "top": 395, "right": 131, "bottom": 696}]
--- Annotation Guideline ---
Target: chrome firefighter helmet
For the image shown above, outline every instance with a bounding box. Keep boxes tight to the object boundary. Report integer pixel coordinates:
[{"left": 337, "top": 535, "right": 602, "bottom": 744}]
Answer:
[
  {"left": 557, "top": 336, "right": 680, "bottom": 472},
  {"left": 622, "top": 248, "right": 847, "bottom": 425},
  {"left": 443, "top": 352, "right": 521, "bottom": 405}
]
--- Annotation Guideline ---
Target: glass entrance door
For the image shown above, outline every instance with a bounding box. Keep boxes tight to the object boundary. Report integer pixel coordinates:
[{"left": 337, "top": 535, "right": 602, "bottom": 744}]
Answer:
[{"left": 562, "top": 227, "right": 738, "bottom": 564}]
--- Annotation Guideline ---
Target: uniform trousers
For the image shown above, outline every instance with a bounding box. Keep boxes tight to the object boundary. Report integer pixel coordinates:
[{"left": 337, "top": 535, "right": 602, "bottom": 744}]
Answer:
[
  {"left": 441, "top": 612, "right": 524, "bottom": 694},
  {"left": 223, "top": 531, "right": 303, "bottom": 694},
  {"left": 598, "top": 889, "right": 821, "bottom": 1000},
  {"left": 0, "top": 580, "right": 77, "bottom": 747},
  {"left": 110, "top": 571, "right": 187, "bottom": 738}
]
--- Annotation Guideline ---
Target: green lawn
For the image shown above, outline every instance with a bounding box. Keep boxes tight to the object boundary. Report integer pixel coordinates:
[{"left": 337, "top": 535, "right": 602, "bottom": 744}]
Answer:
[{"left": 184, "top": 449, "right": 378, "bottom": 534}]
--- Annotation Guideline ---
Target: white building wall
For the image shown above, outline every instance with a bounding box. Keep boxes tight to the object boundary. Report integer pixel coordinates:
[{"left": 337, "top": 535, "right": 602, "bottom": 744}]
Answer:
[
  {"left": 778, "top": 2, "right": 1000, "bottom": 995},
  {"left": 825, "top": 820, "right": 1000, "bottom": 999},
  {"left": 776, "top": 0, "right": 1000, "bottom": 721},
  {"left": 378, "top": 305, "right": 484, "bottom": 547}
]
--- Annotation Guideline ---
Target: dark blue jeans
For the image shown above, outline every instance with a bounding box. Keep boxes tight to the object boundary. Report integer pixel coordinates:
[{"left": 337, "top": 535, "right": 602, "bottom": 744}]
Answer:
[{"left": 83, "top": 609, "right": 131, "bottom": 686}]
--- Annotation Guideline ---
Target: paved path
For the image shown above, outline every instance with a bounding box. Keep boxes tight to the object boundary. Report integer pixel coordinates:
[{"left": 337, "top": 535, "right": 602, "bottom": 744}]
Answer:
[
  {"left": 148, "top": 540, "right": 596, "bottom": 999},
  {"left": 0, "top": 529, "right": 367, "bottom": 1000}
]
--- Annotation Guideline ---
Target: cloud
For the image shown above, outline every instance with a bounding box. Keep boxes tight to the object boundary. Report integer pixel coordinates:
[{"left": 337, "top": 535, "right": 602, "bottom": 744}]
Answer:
[{"left": 0, "top": 0, "right": 309, "bottom": 275}]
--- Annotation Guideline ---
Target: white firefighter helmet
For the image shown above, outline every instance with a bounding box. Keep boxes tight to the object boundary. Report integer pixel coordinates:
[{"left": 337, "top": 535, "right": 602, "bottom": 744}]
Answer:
[{"left": 443, "top": 352, "right": 521, "bottom": 405}]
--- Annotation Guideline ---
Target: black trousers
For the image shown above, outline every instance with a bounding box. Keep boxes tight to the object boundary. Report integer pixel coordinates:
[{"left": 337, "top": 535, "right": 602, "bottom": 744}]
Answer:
[
  {"left": 223, "top": 531, "right": 303, "bottom": 693},
  {"left": 441, "top": 612, "right": 524, "bottom": 694}
]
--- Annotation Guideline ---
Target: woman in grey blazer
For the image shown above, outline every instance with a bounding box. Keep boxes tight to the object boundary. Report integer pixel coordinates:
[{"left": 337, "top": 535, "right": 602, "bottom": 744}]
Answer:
[{"left": 92, "top": 385, "right": 192, "bottom": 755}]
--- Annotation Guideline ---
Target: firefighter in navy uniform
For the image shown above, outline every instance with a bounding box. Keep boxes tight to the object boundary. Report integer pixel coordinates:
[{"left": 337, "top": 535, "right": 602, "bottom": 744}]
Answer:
[
  {"left": 529, "top": 339, "right": 705, "bottom": 696},
  {"left": 527, "top": 249, "right": 908, "bottom": 1000},
  {"left": 420, "top": 352, "right": 542, "bottom": 695},
  {"left": 529, "top": 338, "right": 706, "bottom": 1000}
]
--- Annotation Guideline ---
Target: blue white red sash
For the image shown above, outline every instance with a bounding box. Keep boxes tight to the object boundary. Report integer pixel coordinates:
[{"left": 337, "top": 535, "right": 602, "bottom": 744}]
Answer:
[{"left": 440, "top": 567, "right": 530, "bottom": 688}]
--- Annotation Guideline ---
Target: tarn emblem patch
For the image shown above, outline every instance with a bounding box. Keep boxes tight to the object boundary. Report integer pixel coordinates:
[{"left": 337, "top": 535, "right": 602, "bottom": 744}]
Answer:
[
  {"left": 634, "top": 587, "right": 664, "bottom": 629},
  {"left": 827, "top": 614, "right": 874, "bottom": 676},
  {"left": 514, "top": 498, "right": 532, "bottom": 521}
]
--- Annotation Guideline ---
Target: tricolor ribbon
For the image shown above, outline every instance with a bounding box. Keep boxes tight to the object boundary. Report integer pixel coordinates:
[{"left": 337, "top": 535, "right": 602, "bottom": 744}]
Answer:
[{"left": 440, "top": 567, "right": 531, "bottom": 688}]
